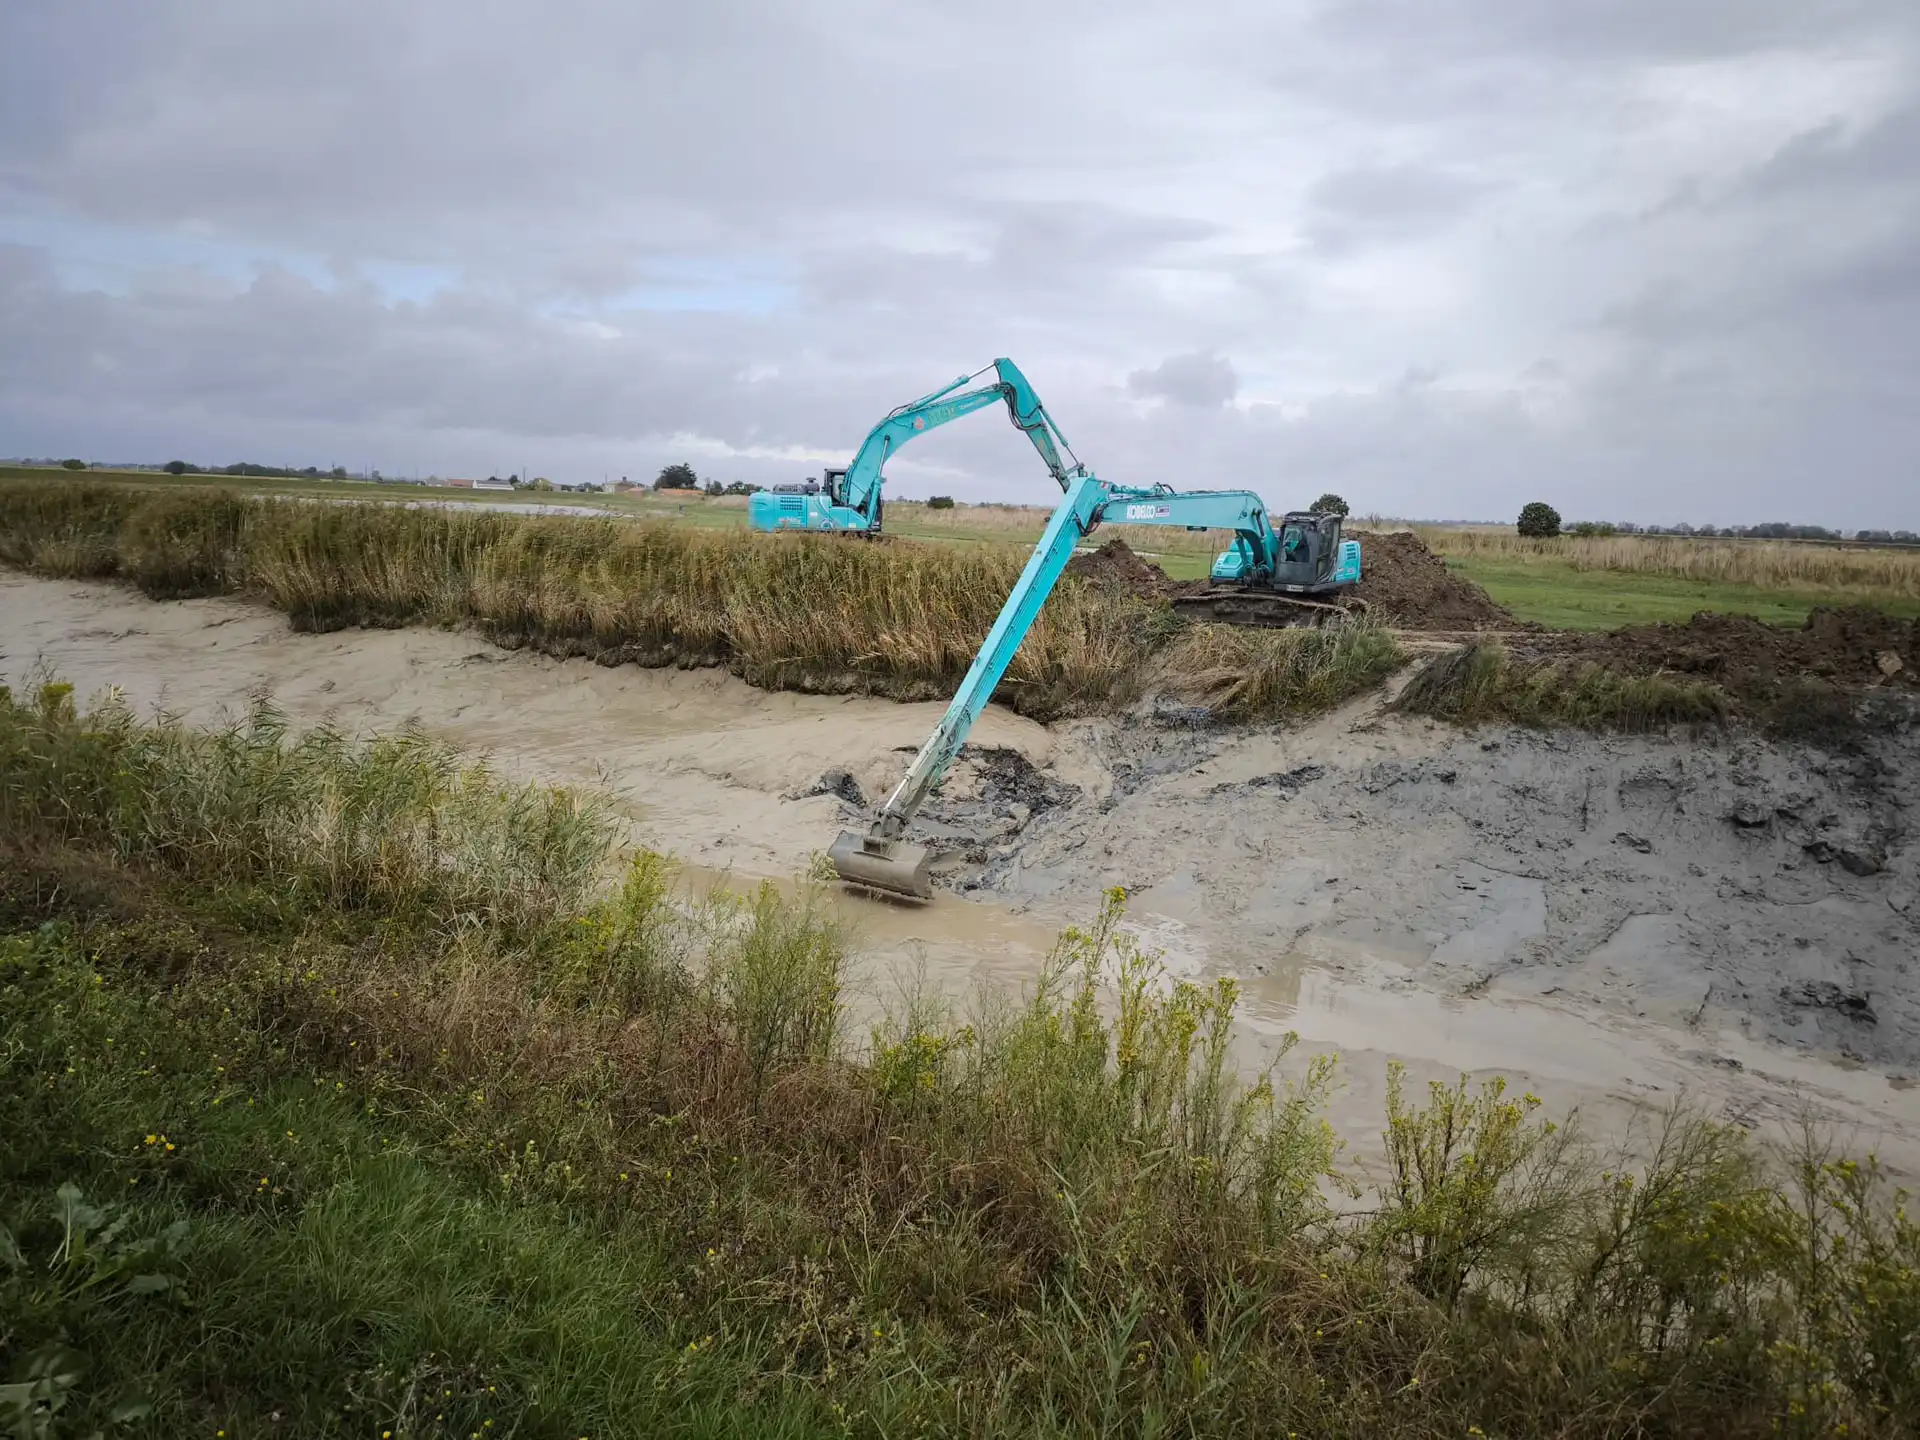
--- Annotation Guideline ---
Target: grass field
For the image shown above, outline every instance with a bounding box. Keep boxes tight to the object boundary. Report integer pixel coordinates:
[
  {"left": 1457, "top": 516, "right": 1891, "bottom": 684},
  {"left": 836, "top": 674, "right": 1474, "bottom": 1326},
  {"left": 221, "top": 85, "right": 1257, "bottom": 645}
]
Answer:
[
  {"left": 1419, "top": 529, "right": 1920, "bottom": 629},
  {"left": 1441, "top": 556, "right": 1902, "bottom": 630},
  {"left": 4, "top": 685, "right": 1916, "bottom": 1438}
]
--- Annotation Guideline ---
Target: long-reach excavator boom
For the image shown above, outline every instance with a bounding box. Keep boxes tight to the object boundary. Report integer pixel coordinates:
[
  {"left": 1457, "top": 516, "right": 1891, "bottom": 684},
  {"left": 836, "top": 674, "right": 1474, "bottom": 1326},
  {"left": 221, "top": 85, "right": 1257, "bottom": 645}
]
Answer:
[
  {"left": 829, "top": 476, "right": 1360, "bottom": 897},
  {"left": 748, "top": 359, "right": 1084, "bottom": 534}
]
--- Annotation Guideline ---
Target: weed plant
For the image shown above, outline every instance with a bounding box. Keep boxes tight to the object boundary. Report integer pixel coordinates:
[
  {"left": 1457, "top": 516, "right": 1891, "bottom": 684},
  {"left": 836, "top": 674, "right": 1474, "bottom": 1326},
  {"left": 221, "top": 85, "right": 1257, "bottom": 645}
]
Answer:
[
  {"left": 1393, "top": 642, "right": 1731, "bottom": 731},
  {"left": 2, "top": 689, "right": 1915, "bottom": 1437}
]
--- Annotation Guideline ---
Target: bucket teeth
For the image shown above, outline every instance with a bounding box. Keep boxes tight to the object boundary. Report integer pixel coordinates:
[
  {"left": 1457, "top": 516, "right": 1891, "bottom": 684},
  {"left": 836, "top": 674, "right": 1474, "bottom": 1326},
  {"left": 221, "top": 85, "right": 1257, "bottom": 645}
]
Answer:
[{"left": 828, "top": 829, "right": 933, "bottom": 900}]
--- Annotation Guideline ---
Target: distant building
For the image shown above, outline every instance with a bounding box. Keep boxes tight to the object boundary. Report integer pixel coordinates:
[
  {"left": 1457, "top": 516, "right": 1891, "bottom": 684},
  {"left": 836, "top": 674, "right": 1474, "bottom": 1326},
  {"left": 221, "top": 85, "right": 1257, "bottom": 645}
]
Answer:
[
  {"left": 614, "top": 478, "right": 639, "bottom": 492},
  {"left": 445, "top": 477, "right": 474, "bottom": 489},
  {"left": 473, "top": 477, "right": 514, "bottom": 491}
]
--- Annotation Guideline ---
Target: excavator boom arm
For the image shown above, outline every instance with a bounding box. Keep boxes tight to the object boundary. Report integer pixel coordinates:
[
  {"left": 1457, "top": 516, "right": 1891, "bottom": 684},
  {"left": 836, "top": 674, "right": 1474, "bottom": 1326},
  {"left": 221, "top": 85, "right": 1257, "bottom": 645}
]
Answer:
[
  {"left": 1097, "top": 486, "right": 1277, "bottom": 554},
  {"left": 835, "top": 358, "right": 1084, "bottom": 520},
  {"left": 990, "top": 357, "right": 1082, "bottom": 491},
  {"left": 829, "top": 476, "right": 1282, "bottom": 897},
  {"left": 827, "top": 471, "right": 1107, "bottom": 896}
]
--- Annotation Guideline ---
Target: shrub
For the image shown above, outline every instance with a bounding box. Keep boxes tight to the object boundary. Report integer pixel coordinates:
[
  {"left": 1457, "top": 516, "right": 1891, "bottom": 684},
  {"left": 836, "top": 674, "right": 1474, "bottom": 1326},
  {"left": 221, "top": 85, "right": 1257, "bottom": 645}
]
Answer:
[
  {"left": 655, "top": 462, "right": 700, "bottom": 491},
  {"left": 926, "top": 495, "right": 957, "bottom": 510},
  {"left": 1517, "top": 501, "right": 1562, "bottom": 538},
  {"left": 1308, "top": 492, "right": 1350, "bottom": 517},
  {"left": 60, "top": 458, "right": 86, "bottom": 471}
]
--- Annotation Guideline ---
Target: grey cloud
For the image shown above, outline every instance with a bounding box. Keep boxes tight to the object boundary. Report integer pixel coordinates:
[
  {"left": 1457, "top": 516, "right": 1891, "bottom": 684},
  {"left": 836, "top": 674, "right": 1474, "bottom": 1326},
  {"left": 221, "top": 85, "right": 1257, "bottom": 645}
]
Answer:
[
  {"left": 1307, "top": 163, "right": 1492, "bottom": 249},
  {"left": 1127, "top": 353, "right": 1239, "bottom": 407},
  {"left": 2, "top": 0, "right": 1919, "bottom": 528},
  {"left": 1311, "top": 0, "right": 1895, "bottom": 67},
  {"left": 1745, "top": 104, "right": 1920, "bottom": 198}
]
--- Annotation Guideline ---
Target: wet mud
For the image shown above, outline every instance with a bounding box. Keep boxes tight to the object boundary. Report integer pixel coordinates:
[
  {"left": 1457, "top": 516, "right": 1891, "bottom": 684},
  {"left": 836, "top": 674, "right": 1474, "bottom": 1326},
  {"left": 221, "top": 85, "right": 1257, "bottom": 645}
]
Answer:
[{"left": 6, "top": 571, "right": 1916, "bottom": 1177}]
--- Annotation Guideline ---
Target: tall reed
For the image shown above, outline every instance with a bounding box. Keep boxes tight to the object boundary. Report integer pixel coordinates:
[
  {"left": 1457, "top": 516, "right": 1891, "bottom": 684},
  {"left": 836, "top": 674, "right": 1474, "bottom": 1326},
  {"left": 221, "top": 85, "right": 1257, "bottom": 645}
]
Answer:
[
  {"left": 1420, "top": 526, "right": 1920, "bottom": 602},
  {"left": 0, "top": 480, "right": 1399, "bottom": 724}
]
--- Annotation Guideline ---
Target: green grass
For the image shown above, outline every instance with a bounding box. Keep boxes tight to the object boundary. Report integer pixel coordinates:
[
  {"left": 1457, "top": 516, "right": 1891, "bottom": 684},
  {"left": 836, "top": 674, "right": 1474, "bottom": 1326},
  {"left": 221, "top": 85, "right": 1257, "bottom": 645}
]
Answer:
[
  {"left": 1448, "top": 555, "right": 1920, "bottom": 630},
  {"left": 4, "top": 686, "right": 1919, "bottom": 1438}
]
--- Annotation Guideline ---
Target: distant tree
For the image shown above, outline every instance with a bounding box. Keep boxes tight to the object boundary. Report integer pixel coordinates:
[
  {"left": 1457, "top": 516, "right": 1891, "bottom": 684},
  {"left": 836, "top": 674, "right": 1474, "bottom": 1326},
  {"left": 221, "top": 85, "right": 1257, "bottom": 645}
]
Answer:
[
  {"left": 1569, "top": 521, "right": 1617, "bottom": 538},
  {"left": 723, "top": 480, "right": 762, "bottom": 496},
  {"left": 1517, "top": 502, "right": 1562, "bottom": 538},
  {"left": 704, "top": 480, "right": 725, "bottom": 497},
  {"left": 655, "top": 462, "right": 700, "bottom": 491},
  {"left": 330, "top": 466, "right": 348, "bottom": 478},
  {"left": 1308, "top": 492, "right": 1350, "bottom": 517},
  {"left": 163, "top": 459, "right": 189, "bottom": 476},
  {"left": 926, "top": 495, "right": 956, "bottom": 510},
  {"left": 531, "top": 477, "right": 553, "bottom": 492},
  {"left": 61, "top": 458, "right": 86, "bottom": 471}
]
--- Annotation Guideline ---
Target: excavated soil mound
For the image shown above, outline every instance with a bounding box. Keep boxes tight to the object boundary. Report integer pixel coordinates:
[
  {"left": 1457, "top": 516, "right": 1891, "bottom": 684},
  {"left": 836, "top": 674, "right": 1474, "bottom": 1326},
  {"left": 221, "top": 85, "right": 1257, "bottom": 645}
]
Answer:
[
  {"left": 1065, "top": 537, "right": 1171, "bottom": 589},
  {"left": 1348, "top": 530, "right": 1516, "bottom": 631},
  {"left": 1572, "top": 608, "right": 1918, "bottom": 693},
  {"left": 1069, "top": 531, "right": 1514, "bottom": 634}
]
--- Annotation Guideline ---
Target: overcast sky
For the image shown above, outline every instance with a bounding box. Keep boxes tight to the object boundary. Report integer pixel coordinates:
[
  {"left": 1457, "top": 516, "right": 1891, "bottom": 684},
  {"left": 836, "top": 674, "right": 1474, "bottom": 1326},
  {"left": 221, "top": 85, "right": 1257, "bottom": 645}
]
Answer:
[{"left": 3, "top": 0, "right": 1917, "bottom": 526}]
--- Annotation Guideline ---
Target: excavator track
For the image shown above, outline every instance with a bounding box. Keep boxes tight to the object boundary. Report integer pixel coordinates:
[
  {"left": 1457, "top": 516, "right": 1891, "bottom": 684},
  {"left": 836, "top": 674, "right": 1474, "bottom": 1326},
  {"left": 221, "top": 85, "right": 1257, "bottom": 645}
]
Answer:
[{"left": 1170, "top": 588, "right": 1368, "bottom": 630}]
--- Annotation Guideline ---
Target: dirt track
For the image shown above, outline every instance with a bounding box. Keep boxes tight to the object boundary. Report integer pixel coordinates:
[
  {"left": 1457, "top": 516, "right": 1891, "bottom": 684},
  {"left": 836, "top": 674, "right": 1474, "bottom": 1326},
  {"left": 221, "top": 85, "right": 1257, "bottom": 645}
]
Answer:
[{"left": 5, "top": 571, "right": 1917, "bottom": 1177}]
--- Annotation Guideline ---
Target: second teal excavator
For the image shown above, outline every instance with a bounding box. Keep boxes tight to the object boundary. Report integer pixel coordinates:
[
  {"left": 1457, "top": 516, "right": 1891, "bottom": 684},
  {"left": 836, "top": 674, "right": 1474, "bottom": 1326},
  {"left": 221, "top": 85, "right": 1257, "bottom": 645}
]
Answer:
[
  {"left": 747, "top": 359, "right": 1083, "bottom": 534},
  {"left": 829, "top": 366, "right": 1363, "bottom": 899}
]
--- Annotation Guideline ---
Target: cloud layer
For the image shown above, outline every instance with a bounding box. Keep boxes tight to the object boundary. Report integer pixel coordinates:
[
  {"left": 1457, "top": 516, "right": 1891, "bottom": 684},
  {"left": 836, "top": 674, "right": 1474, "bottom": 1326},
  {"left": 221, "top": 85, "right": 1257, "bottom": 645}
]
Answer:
[{"left": 2, "top": 0, "right": 1916, "bottom": 524}]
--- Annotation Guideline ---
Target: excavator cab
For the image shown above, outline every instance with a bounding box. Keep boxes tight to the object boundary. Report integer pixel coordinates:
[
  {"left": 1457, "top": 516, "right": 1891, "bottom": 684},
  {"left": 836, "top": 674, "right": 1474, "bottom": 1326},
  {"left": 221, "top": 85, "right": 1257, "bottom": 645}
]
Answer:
[{"left": 1268, "top": 512, "right": 1360, "bottom": 593}]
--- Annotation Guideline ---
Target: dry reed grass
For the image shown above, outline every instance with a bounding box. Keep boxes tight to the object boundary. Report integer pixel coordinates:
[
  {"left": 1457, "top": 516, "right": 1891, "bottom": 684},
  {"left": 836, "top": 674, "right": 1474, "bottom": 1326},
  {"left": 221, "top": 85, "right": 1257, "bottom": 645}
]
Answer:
[
  {"left": 1419, "top": 526, "right": 1920, "bottom": 602},
  {"left": 0, "top": 479, "right": 1390, "bottom": 724},
  {"left": 894, "top": 499, "right": 1226, "bottom": 558}
]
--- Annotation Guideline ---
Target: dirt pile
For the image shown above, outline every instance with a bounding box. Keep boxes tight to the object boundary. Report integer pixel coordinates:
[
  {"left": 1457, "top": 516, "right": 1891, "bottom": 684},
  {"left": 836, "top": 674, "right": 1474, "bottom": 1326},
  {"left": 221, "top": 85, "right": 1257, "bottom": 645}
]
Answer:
[
  {"left": 1065, "top": 537, "right": 1170, "bottom": 589},
  {"left": 1068, "top": 530, "right": 1515, "bottom": 634},
  {"left": 1348, "top": 530, "right": 1516, "bottom": 631},
  {"left": 1572, "top": 608, "right": 1918, "bottom": 694}
]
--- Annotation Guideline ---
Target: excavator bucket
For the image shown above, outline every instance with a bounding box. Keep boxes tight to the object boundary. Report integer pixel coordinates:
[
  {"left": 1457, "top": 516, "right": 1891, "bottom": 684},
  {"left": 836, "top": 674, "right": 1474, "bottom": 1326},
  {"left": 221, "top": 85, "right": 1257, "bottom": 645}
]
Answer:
[{"left": 829, "top": 829, "right": 933, "bottom": 900}]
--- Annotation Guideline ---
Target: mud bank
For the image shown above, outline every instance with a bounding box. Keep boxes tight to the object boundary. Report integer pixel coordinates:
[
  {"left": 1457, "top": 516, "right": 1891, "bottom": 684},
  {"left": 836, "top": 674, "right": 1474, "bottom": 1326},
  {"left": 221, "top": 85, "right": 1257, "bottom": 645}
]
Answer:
[
  {"left": 0, "top": 572, "right": 1080, "bottom": 877},
  {"left": 6, "top": 572, "right": 1917, "bottom": 1176}
]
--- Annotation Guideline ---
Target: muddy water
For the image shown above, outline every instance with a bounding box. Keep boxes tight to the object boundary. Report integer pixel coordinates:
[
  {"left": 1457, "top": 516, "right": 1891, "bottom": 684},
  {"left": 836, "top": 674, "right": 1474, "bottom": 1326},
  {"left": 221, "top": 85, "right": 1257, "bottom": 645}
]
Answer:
[{"left": 5, "top": 573, "right": 1916, "bottom": 1178}]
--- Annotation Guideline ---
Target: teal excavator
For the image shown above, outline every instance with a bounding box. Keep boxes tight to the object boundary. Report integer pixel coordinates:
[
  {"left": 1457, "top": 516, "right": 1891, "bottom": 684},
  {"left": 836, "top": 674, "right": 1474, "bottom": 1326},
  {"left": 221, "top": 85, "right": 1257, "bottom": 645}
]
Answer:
[
  {"left": 829, "top": 363, "right": 1362, "bottom": 899},
  {"left": 748, "top": 359, "right": 1082, "bottom": 534}
]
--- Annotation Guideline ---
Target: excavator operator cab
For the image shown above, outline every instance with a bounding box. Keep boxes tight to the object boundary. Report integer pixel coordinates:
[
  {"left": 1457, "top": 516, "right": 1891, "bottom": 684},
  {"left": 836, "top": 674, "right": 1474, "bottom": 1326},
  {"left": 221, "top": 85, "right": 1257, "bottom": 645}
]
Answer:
[
  {"left": 1269, "top": 511, "right": 1346, "bottom": 591},
  {"left": 823, "top": 467, "right": 849, "bottom": 506}
]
